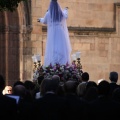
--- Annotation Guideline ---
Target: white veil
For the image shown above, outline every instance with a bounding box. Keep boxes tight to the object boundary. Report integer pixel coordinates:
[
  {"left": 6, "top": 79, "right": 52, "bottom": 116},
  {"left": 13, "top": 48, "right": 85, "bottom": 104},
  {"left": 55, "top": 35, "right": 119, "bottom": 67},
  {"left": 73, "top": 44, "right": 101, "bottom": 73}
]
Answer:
[
  {"left": 48, "top": 0, "right": 63, "bottom": 23},
  {"left": 49, "top": 0, "right": 72, "bottom": 51}
]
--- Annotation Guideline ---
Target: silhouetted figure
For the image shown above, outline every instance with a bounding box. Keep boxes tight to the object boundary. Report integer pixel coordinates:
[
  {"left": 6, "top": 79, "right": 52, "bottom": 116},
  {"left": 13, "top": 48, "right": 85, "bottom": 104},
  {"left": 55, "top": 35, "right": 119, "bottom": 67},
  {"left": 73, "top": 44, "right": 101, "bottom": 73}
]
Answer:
[
  {"left": 24, "top": 80, "right": 36, "bottom": 101},
  {"left": 35, "top": 75, "right": 44, "bottom": 99},
  {"left": 3, "top": 85, "right": 12, "bottom": 95},
  {"left": 109, "top": 71, "right": 120, "bottom": 97},
  {"left": 12, "top": 80, "right": 24, "bottom": 88},
  {"left": 86, "top": 80, "right": 120, "bottom": 120},
  {"left": 112, "top": 87, "right": 120, "bottom": 103},
  {"left": 77, "top": 82, "right": 87, "bottom": 97},
  {"left": 81, "top": 72, "right": 89, "bottom": 82},
  {"left": 34, "top": 78, "right": 67, "bottom": 120},
  {"left": 63, "top": 80, "right": 85, "bottom": 120},
  {"left": 12, "top": 84, "right": 34, "bottom": 120},
  {"left": 82, "top": 81, "right": 98, "bottom": 102},
  {"left": 0, "top": 74, "right": 18, "bottom": 120}
]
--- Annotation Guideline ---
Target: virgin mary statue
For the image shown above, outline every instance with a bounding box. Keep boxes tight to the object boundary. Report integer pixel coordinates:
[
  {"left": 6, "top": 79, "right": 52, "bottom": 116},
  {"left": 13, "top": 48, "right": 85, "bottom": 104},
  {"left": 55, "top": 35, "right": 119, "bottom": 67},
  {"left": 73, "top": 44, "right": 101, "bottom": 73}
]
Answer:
[{"left": 38, "top": 0, "right": 72, "bottom": 66}]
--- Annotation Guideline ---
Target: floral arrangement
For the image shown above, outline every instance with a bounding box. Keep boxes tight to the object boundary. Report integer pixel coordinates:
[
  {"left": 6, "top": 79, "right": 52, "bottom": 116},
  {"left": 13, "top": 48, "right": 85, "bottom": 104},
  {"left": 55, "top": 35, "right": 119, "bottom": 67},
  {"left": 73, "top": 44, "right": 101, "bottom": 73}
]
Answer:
[{"left": 33, "top": 62, "right": 83, "bottom": 82}]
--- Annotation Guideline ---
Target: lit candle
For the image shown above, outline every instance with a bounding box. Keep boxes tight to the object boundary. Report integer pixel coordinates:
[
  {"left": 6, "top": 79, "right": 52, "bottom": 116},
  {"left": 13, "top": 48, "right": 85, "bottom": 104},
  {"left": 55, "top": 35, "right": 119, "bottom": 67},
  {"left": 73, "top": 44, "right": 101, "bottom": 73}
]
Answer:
[
  {"left": 76, "top": 52, "right": 81, "bottom": 59},
  {"left": 36, "top": 54, "right": 41, "bottom": 61},
  {"left": 32, "top": 55, "right": 37, "bottom": 62},
  {"left": 71, "top": 54, "right": 76, "bottom": 61}
]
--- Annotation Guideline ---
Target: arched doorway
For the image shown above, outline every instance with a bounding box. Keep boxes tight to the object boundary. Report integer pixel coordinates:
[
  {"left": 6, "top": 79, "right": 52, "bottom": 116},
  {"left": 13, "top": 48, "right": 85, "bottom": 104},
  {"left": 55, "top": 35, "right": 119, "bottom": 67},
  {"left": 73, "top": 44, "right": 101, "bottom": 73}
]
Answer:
[{"left": 0, "top": 0, "right": 32, "bottom": 85}]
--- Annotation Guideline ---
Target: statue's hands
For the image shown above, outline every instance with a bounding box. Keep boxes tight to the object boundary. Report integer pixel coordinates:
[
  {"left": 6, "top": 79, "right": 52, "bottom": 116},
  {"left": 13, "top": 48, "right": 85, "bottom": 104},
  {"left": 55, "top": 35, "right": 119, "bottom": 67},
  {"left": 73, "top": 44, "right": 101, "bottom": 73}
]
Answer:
[
  {"left": 65, "top": 7, "right": 69, "bottom": 9},
  {"left": 37, "top": 19, "right": 40, "bottom": 22}
]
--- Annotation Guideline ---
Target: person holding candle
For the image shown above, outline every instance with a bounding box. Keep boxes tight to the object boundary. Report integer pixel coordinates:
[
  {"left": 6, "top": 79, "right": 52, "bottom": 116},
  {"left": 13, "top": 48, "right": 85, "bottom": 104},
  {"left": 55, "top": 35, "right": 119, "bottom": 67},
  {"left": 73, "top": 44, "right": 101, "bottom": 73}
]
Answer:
[{"left": 37, "top": 0, "right": 72, "bottom": 66}]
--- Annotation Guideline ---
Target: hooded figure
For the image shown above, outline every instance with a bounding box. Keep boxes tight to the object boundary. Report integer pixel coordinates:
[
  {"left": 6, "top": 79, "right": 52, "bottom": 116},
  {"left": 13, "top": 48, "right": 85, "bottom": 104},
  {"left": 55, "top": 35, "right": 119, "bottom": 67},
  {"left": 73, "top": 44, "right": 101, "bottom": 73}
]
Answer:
[{"left": 38, "top": 0, "right": 72, "bottom": 66}]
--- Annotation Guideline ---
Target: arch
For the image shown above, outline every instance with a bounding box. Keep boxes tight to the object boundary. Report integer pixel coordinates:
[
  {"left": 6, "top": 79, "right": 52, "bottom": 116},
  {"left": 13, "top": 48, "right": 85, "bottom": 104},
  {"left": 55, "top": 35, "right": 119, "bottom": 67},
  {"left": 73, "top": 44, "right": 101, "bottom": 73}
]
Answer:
[{"left": 0, "top": 0, "right": 32, "bottom": 85}]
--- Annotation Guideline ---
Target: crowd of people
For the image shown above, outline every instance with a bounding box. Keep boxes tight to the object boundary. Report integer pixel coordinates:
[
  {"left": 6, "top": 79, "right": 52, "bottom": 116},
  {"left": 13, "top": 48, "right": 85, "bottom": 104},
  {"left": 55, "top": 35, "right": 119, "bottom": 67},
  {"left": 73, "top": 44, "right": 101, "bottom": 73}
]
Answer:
[
  {"left": 0, "top": 71, "right": 120, "bottom": 120},
  {"left": 0, "top": 0, "right": 119, "bottom": 120},
  {"left": 38, "top": 0, "right": 72, "bottom": 66}
]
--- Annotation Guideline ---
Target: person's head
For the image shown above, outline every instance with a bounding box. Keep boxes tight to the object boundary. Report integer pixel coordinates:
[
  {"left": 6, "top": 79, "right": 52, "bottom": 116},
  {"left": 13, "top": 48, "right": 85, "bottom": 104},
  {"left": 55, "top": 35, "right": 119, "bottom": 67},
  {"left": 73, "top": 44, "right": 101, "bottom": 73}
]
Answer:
[
  {"left": 3, "top": 86, "right": 12, "bottom": 95},
  {"left": 40, "top": 78, "right": 51, "bottom": 96},
  {"left": 24, "top": 80, "right": 35, "bottom": 91},
  {"left": 12, "top": 85, "right": 26, "bottom": 99},
  {"left": 109, "top": 71, "right": 118, "bottom": 83},
  {"left": 37, "top": 75, "right": 44, "bottom": 86},
  {"left": 84, "top": 87, "right": 98, "bottom": 101},
  {"left": 83, "top": 81, "right": 98, "bottom": 101},
  {"left": 40, "top": 77, "right": 60, "bottom": 96},
  {"left": 98, "top": 80, "right": 110, "bottom": 96},
  {"left": 52, "top": 75, "right": 60, "bottom": 82},
  {"left": 81, "top": 72, "right": 89, "bottom": 82},
  {"left": 77, "top": 82, "right": 87, "bottom": 97},
  {"left": 13, "top": 81, "right": 24, "bottom": 88},
  {"left": 86, "top": 81, "right": 97, "bottom": 91},
  {"left": 64, "top": 80, "right": 78, "bottom": 94}
]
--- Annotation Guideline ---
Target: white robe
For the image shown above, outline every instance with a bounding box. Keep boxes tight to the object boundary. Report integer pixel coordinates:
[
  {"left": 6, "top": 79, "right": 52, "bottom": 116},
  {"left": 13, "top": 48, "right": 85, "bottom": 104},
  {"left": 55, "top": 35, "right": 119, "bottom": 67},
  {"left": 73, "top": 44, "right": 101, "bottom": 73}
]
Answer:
[{"left": 39, "top": 9, "right": 72, "bottom": 66}]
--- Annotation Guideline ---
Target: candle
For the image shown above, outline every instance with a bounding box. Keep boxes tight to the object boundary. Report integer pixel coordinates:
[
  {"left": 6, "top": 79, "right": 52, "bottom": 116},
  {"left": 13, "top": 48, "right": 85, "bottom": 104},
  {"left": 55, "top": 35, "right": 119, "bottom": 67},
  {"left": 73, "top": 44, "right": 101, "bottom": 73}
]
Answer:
[
  {"left": 36, "top": 54, "right": 41, "bottom": 61},
  {"left": 76, "top": 52, "right": 81, "bottom": 58},
  {"left": 32, "top": 55, "right": 37, "bottom": 62},
  {"left": 71, "top": 54, "right": 76, "bottom": 61}
]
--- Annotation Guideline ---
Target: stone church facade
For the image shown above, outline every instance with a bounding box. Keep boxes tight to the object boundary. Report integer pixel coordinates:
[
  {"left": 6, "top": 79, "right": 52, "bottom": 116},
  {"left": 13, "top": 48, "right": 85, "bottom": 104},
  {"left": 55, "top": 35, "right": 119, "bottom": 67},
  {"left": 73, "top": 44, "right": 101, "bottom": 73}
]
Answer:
[{"left": 0, "top": 0, "right": 120, "bottom": 85}]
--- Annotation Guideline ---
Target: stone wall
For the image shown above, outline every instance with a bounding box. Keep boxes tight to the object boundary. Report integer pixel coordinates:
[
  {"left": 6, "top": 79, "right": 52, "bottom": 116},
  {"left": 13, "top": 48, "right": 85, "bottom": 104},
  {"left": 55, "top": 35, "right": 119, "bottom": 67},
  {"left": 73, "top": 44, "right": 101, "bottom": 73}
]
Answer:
[
  {"left": 33, "top": 0, "right": 120, "bottom": 83},
  {"left": 0, "top": 0, "right": 120, "bottom": 85}
]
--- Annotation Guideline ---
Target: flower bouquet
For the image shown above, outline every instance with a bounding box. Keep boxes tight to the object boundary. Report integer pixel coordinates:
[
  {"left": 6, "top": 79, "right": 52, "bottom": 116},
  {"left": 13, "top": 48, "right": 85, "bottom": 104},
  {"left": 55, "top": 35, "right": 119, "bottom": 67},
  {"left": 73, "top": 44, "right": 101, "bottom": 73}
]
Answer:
[{"left": 33, "top": 62, "right": 83, "bottom": 82}]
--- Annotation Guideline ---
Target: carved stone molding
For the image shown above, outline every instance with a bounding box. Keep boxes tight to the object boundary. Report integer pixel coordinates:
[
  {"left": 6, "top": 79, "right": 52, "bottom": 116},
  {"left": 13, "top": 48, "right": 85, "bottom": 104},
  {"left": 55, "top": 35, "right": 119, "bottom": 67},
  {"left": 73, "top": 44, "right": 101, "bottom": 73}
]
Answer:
[
  {"left": 0, "top": 25, "right": 33, "bottom": 33},
  {"left": 22, "top": 25, "right": 33, "bottom": 33},
  {"left": 42, "top": 3, "right": 120, "bottom": 34}
]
